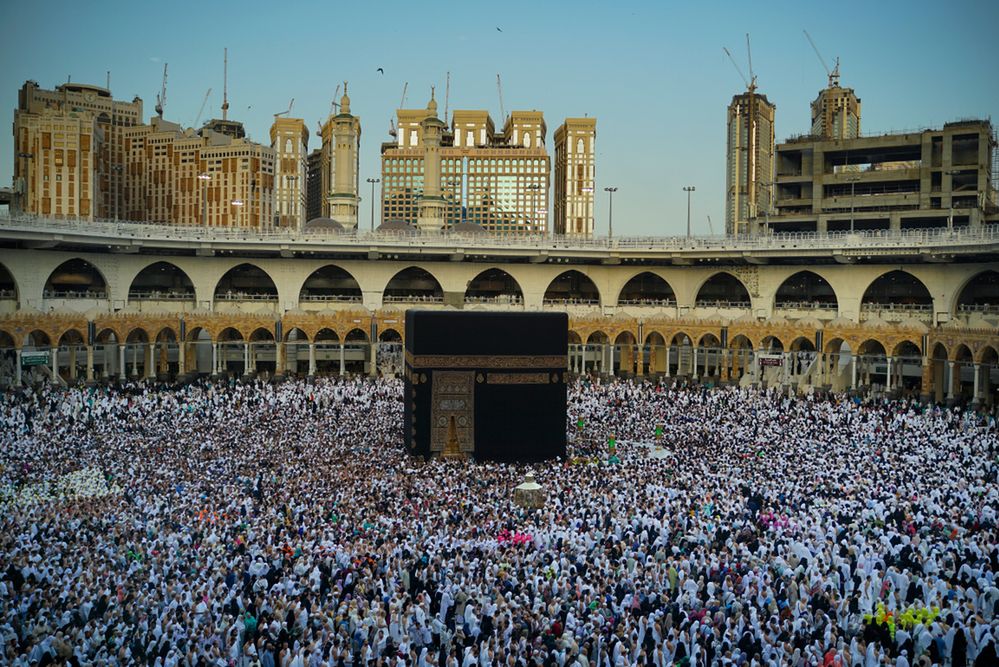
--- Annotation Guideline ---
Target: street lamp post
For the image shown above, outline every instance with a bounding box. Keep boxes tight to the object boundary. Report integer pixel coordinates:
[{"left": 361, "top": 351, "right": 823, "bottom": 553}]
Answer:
[
  {"left": 366, "top": 178, "right": 380, "bottom": 232},
  {"left": 604, "top": 187, "right": 618, "bottom": 239},
  {"left": 198, "top": 173, "right": 211, "bottom": 227},
  {"left": 683, "top": 186, "right": 696, "bottom": 237}
]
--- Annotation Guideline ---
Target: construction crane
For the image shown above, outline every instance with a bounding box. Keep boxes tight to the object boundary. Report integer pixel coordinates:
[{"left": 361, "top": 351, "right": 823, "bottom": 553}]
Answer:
[
  {"left": 443, "top": 72, "right": 450, "bottom": 126},
  {"left": 329, "top": 83, "right": 341, "bottom": 117},
  {"left": 723, "top": 34, "right": 757, "bottom": 92},
  {"left": 221, "top": 48, "right": 230, "bottom": 121},
  {"left": 274, "top": 98, "right": 295, "bottom": 118},
  {"left": 723, "top": 47, "right": 750, "bottom": 90},
  {"left": 496, "top": 74, "right": 506, "bottom": 125},
  {"left": 803, "top": 29, "right": 840, "bottom": 87},
  {"left": 155, "top": 63, "right": 168, "bottom": 118},
  {"left": 389, "top": 82, "right": 408, "bottom": 138},
  {"left": 193, "top": 88, "right": 212, "bottom": 128}
]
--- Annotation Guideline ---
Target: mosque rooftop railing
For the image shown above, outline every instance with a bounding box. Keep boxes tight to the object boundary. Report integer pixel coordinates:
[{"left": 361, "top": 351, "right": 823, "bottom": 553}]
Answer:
[{"left": 0, "top": 214, "right": 997, "bottom": 254}]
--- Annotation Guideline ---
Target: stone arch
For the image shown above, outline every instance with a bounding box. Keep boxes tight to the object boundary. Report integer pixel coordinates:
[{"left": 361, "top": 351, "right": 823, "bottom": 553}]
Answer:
[
  {"left": 58, "top": 329, "right": 86, "bottom": 346},
  {"left": 789, "top": 336, "right": 815, "bottom": 351},
  {"left": 0, "top": 261, "right": 19, "bottom": 302},
  {"left": 95, "top": 326, "right": 124, "bottom": 345},
  {"left": 616, "top": 272, "right": 676, "bottom": 307},
  {"left": 249, "top": 327, "right": 275, "bottom": 342},
  {"left": 214, "top": 263, "right": 279, "bottom": 301},
  {"left": 464, "top": 267, "right": 524, "bottom": 305},
  {"left": 217, "top": 327, "right": 245, "bottom": 342},
  {"left": 953, "top": 269, "right": 999, "bottom": 315},
  {"left": 587, "top": 330, "right": 609, "bottom": 344},
  {"left": 892, "top": 340, "right": 922, "bottom": 358},
  {"left": 567, "top": 330, "right": 582, "bottom": 344},
  {"left": 315, "top": 328, "right": 341, "bottom": 343},
  {"left": 379, "top": 328, "right": 403, "bottom": 343},
  {"left": 299, "top": 264, "right": 363, "bottom": 302},
  {"left": 861, "top": 270, "right": 933, "bottom": 309},
  {"left": 285, "top": 327, "right": 309, "bottom": 342},
  {"left": 730, "top": 334, "right": 754, "bottom": 350},
  {"left": 858, "top": 339, "right": 887, "bottom": 356},
  {"left": 951, "top": 343, "right": 973, "bottom": 363},
  {"left": 125, "top": 328, "right": 150, "bottom": 344},
  {"left": 128, "top": 261, "right": 196, "bottom": 301},
  {"left": 758, "top": 335, "right": 783, "bottom": 352},
  {"left": 383, "top": 266, "right": 444, "bottom": 302},
  {"left": 44, "top": 258, "right": 108, "bottom": 297},
  {"left": 24, "top": 330, "right": 51, "bottom": 348},
  {"left": 774, "top": 271, "right": 839, "bottom": 310},
  {"left": 543, "top": 270, "right": 601, "bottom": 305},
  {"left": 977, "top": 345, "right": 999, "bottom": 365},
  {"left": 695, "top": 272, "right": 751, "bottom": 308},
  {"left": 0, "top": 330, "right": 17, "bottom": 349},
  {"left": 155, "top": 327, "right": 178, "bottom": 343},
  {"left": 345, "top": 328, "right": 369, "bottom": 342}
]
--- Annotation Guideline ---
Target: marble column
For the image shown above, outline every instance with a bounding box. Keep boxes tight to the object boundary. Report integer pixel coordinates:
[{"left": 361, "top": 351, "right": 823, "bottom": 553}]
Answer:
[
  {"left": 14, "top": 349, "right": 21, "bottom": 386},
  {"left": 50, "top": 346, "right": 58, "bottom": 384},
  {"left": 339, "top": 343, "right": 346, "bottom": 376},
  {"left": 86, "top": 345, "right": 94, "bottom": 382},
  {"left": 947, "top": 361, "right": 957, "bottom": 400},
  {"left": 68, "top": 346, "right": 77, "bottom": 381},
  {"left": 118, "top": 345, "right": 126, "bottom": 380},
  {"left": 308, "top": 343, "right": 316, "bottom": 377}
]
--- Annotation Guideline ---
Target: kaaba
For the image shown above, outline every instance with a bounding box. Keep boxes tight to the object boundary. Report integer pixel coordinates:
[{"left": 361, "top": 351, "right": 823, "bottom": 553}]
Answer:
[{"left": 404, "top": 311, "right": 568, "bottom": 462}]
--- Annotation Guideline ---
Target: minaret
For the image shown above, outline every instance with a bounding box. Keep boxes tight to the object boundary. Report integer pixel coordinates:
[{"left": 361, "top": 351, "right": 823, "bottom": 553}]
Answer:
[
  {"left": 417, "top": 90, "right": 447, "bottom": 231},
  {"left": 330, "top": 83, "right": 359, "bottom": 228}
]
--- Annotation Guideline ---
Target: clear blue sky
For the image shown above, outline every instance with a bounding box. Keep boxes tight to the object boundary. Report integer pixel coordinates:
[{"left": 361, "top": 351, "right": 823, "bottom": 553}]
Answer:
[{"left": 2, "top": 0, "right": 997, "bottom": 236}]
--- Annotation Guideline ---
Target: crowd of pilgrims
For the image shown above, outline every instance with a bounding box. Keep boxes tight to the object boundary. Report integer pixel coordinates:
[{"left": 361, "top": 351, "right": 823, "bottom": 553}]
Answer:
[{"left": 1, "top": 375, "right": 998, "bottom": 667}]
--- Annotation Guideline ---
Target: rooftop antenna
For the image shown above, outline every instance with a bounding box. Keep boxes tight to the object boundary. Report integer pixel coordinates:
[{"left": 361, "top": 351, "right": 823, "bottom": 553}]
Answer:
[
  {"left": 155, "top": 63, "right": 168, "bottom": 118},
  {"left": 194, "top": 88, "right": 212, "bottom": 127},
  {"left": 443, "top": 71, "right": 451, "bottom": 126},
  {"left": 221, "top": 47, "right": 229, "bottom": 120},
  {"left": 803, "top": 29, "right": 839, "bottom": 87},
  {"left": 496, "top": 73, "right": 506, "bottom": 125},
  {"left": 106, "top": 71, "right": 110, "bottom": 90}
]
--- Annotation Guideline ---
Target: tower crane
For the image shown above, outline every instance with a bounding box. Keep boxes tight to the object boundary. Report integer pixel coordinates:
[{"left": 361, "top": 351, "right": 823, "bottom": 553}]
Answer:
[
  {"left": 329, "top": 83, "right": 341, "bottom": 116},
  {"left": 274, "top": 98, "right": 295, "bottom": 118},
  {"left": 723, "top": 33, "right": 757, "bottom": 92},
  {"left": 444, "top": 72, "right": 450, "bottom": 126},
  {"left": 389, "top": 82, "right": 408, "bottom": 138},
  {"left": 193, "top": 88, "right": 212, "bottom": 127},
  {"left": 155, "top": 63, "right": 168, "bottom": 118},
  {"left": 803, "top": 29, "right": 840, "bottom": 87},
  {"left": 496, "top": 74, "right": 506, "bottom": 125}
]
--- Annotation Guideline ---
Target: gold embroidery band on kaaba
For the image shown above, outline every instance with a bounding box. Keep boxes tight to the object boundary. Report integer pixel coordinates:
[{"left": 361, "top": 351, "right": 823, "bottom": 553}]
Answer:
[
  {"left": 486, "top": 372, "right": 550, "bottom": 385},
  {"left": 405, "top": 351, "right": 567, "bottom": 369}
]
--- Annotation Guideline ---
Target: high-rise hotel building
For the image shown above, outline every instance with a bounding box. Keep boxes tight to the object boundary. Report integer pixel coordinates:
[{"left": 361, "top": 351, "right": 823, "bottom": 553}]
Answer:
[
  {"left": 13, "top": 80, "right": 143, "bottom": 219},
  {"left": 380, "top": 97, "right": 550, "bottom": 234},
  {"left": 553, "top": 117, "right": 596, "bottom": 236}
]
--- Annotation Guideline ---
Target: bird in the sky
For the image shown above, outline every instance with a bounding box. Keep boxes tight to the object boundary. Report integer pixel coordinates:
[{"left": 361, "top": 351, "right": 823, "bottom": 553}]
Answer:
[
  {"left": 377, "top": 68, "right": 384, "bottom": 74},
  {"left": 496, "top": 27, "right": 502, "bottom": 32}
]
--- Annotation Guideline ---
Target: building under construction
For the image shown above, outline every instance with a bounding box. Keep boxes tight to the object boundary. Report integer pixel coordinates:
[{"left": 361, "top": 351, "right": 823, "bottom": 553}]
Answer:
[{"left": 768, "top": 119, "right": 997, "bottom": 234}]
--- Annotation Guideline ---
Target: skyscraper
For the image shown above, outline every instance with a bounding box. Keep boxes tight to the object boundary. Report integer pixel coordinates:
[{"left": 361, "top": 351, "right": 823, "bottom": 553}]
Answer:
[
  {"left": 810, "top": 66, "right": 861, "bottom": 139},
  {"left": 726, "top": 90, "right": 775, "bottom": 236},
  {"left": 553, "top": 118, "right": 596, "bottom": 236}
]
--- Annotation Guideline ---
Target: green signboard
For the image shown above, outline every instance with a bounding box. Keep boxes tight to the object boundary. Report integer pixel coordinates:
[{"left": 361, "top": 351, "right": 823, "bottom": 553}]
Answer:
[{"left": 21, "top": 351, "right": 50, "bottom": 367}]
